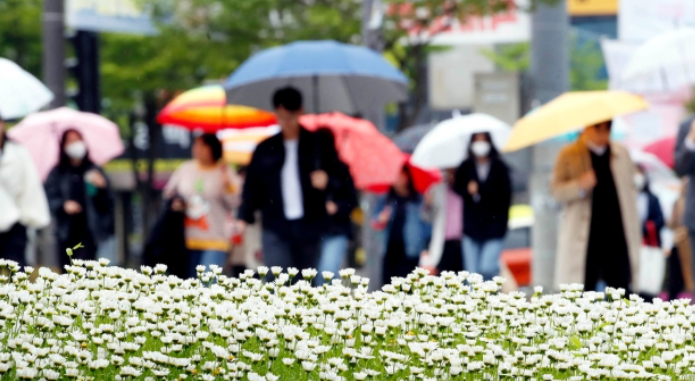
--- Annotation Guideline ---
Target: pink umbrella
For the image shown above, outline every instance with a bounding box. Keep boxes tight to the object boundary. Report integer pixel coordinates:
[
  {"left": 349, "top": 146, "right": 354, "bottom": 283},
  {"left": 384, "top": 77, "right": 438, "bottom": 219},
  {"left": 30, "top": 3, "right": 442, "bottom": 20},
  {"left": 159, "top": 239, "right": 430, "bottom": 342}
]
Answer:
[
  {"left": 643, "top": 136, "right": 676, "bottom": 169},
  {"left": 8, "top": 107, "right": 124, "bottom": 181},
  {"left": 300, "top": 112, "right": 407, "bottom": 190}
]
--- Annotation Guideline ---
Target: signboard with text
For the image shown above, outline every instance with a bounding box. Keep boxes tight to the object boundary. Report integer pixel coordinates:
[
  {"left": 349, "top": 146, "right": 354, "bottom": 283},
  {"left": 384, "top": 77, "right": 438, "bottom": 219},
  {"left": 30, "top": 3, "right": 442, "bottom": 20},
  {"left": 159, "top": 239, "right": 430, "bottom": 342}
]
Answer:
[
  {"left": 568, "top": 0, "right": 618, "bottom": 16},
  {"left": 66, "top": 0, "right": 157, "bottom": 35}
]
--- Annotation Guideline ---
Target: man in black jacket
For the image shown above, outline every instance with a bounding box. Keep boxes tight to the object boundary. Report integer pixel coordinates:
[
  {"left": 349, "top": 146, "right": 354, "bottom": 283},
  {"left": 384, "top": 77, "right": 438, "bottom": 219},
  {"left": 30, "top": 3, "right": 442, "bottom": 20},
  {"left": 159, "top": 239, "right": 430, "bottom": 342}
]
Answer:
[{"left": 237, "top": 87, "right": 342, "bottom": 274}]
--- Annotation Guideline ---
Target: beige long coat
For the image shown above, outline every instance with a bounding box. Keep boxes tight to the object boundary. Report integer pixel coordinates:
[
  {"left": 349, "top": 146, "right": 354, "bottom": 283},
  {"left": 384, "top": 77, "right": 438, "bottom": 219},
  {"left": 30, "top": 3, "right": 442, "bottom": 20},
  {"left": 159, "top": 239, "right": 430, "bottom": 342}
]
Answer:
[{"left": 551, "top": 136, "right": 641, "bottom": 289}]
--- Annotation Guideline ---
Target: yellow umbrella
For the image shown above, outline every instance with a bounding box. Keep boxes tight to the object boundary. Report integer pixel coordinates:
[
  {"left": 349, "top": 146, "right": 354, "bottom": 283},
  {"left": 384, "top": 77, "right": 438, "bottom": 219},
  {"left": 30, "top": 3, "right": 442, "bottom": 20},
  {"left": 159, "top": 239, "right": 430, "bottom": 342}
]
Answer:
[
  {"left": 503, "top": 91, "right": 648, "bottom": 152},
  {"left": 218, "top": 126, "right": 280, "bottom": 165}
]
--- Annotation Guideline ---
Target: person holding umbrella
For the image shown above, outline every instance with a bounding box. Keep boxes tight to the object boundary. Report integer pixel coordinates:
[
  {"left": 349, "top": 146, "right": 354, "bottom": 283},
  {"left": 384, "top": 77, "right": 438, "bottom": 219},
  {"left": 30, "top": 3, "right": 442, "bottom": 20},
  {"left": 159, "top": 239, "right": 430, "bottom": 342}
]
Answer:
[
  {"left": 237, "top": 87, "right": 343, "bottom": 276},
  {"left": 552, "top": 120, "right": 641, "bottom": 292},
  {"left": 372, "top": 165, "right": 431, "bottom": 284},
  {"left": 0, "top": 114, "right": 50, "bottom": 267},
  {"left": 454, "top": 133, "right": 512, "bottom": 281},
  {"left": 44, "top": 129, "right": 115, "bottom": 269}
]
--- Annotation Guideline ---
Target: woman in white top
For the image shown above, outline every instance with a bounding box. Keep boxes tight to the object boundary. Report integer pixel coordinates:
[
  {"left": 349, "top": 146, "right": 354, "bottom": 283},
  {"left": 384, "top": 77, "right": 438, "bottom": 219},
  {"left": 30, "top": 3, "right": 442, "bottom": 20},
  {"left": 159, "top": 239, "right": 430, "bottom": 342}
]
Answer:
[{"left": 0, "top": 115, "right": 50, "bottom": 267}]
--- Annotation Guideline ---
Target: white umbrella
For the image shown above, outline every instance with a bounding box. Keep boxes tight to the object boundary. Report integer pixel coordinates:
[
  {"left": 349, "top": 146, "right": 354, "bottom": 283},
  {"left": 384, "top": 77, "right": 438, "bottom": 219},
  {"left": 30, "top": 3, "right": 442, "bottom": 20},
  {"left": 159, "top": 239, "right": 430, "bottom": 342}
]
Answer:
[
  {"left": 621, "top": 29, "right": 695, "bottom": 91},
  {"left": 411, "top": 113, "right": 511, "bottom": 169},
  {"left": 0, "top": 58, "right": 53, "bottom": 120}
]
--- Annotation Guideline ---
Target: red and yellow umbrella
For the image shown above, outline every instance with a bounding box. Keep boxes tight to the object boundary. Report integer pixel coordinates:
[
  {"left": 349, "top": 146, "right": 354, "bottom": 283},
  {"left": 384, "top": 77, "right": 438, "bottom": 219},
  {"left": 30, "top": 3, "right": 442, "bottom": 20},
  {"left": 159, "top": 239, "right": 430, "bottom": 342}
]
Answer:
[
  {"left": 157, "top": 85, "right": 276, "bottom": 132},
  {"left": 218, "top": 126, "right": 280, "bottom": 165}
]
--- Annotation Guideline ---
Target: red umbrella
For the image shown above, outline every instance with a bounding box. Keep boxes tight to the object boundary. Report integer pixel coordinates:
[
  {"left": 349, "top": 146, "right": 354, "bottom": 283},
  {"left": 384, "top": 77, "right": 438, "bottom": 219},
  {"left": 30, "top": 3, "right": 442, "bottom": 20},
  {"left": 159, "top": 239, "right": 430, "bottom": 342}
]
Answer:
[
  {"left": 364, "top": 155, "right": 442, "bottom": 195},
  {"left": 643, "top": 136, "right": 676, "bottom": 169},
  {"left": 300, "top": 112, "right": 407, "bottom": 190}
]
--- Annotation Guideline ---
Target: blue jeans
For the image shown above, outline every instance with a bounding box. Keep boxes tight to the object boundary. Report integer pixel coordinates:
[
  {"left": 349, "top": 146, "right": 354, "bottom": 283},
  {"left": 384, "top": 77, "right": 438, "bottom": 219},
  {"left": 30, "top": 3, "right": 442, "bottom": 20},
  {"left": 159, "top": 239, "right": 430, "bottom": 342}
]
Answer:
[
  {"left": 462, "top": 236, "right": 504, "bottom": 280},
  {"left": 317, "top": 235, "right": 349, "bottom": 285},
  {"left": 188, "top": 250, "right": 227, "bottom": 279}
]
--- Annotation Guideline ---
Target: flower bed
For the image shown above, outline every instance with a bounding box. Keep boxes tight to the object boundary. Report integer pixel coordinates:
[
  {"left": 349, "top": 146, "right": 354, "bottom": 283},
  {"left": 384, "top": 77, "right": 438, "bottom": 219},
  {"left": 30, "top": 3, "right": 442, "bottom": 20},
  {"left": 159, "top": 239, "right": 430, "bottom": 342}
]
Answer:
[{"left": 0, "top": 259, "right": 694, "bottom": 381}]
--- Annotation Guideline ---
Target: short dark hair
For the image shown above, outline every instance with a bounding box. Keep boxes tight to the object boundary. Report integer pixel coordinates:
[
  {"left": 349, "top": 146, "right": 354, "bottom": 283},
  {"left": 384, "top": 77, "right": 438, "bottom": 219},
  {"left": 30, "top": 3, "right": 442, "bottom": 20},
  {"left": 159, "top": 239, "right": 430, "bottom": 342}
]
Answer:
[
  {"left": 592, "top": 120, "right": 613, "bottom": 130},
  {"left": 272, "top": 87, "right": 303, "bottom": 111},
  {"left": 197, "top": 133, "right": 223, "bottom": 162}
]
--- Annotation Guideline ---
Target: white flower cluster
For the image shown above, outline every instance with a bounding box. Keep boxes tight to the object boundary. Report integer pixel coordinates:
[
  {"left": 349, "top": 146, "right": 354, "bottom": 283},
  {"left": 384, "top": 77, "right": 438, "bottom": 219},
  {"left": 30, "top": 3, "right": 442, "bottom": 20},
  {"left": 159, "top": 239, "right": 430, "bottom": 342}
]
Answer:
[{"left": 0, "top": 259, "right": 694, "bottom": 381}]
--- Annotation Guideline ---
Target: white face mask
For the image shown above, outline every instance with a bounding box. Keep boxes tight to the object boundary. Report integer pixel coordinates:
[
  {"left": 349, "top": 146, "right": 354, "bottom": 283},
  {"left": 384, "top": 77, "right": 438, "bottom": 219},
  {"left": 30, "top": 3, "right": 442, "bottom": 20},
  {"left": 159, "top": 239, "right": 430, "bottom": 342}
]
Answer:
[
  {"left": 65, "top": 141, "right": 87, "bottom": 160},
  {"left": 634, "top": 173, "right": 646, "bottom": 190},
  {"left": 471, "top": 141, "right": 491, "bottom": 158}
]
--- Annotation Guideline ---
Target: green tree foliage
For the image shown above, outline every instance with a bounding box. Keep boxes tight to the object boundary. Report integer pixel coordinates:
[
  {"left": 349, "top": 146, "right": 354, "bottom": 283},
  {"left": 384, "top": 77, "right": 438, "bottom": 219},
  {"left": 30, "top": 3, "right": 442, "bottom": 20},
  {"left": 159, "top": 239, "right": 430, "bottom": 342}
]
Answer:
[{"left": 0, "top": 0, "right": 43, "bottom": 77}]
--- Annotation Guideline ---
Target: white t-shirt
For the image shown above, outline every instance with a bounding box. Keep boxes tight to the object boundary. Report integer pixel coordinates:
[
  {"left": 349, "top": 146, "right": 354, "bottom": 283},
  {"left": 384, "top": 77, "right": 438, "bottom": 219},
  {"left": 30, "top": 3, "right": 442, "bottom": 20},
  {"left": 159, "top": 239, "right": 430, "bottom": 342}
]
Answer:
[{"left": 281, "top": 139, "right": 304, "bottom": 220}]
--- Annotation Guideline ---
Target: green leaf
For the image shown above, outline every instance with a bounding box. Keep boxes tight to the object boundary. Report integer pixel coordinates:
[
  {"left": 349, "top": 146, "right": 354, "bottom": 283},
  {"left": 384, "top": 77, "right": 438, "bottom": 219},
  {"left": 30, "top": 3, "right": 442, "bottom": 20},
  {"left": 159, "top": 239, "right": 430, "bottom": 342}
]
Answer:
[{"left": 569, "top": 335, "right": 581, "bottom": 350}]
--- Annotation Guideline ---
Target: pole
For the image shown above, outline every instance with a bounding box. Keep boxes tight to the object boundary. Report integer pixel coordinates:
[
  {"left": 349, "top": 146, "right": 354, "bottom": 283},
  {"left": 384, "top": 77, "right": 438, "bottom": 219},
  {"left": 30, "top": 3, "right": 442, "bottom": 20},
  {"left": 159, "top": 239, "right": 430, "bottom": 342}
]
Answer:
[
  {"left": 530, "top": 1, "right": 569, "bottom": 292},
  {"left": 42, "top": 0, "right": 66, "bottom": 108}
]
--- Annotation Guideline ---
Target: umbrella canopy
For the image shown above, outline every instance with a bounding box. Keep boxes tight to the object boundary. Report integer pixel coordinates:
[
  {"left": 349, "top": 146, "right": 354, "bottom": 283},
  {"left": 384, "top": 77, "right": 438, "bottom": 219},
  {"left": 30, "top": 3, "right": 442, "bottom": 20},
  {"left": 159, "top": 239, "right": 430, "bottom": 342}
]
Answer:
[
  {"left": 365, "top": 155, "right": 442, "bottom": 195},
  {"left": 630, "top": 148, "right": 678, "bottom": 184},
  {"left": 7, "top": 107, "right": 124, "bottom": 181},
  {"left": 218, "top": 126, "right": 280, "bottom": 165},
  {"left": 224, "top": 40, "right": 408, "bottom": 114},
  {"left": 157, "top": 86, "right": 276, "bottom": 132},
  {"left": 392, "top": 123, "right": 436, "bottom": 154},
  {"left": 412, "top": 113, "right": 511, "bottom": 169},
  {"left": 299, "top": 112, "right": 407, "bottom": 190},
  {"left": 643, "top": 136, "right": 676, "bottom": 169},
  {"left": 0, "top": 58, "right": 53, "bottom": 120},
  {"left": 622, "top": 29, "right": 695, "bottom": 91},
  {"left": 504, "top": 91, "right": 649, "bottom": 152}
]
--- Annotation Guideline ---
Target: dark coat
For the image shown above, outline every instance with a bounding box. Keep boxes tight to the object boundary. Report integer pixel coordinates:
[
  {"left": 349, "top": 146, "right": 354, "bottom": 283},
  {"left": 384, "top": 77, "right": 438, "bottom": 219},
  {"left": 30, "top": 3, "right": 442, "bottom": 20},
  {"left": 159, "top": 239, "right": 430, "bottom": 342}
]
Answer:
[
  {"left": 324, "top": 162, "right": 358, "bottom": 238},
  {"left": 641, "top": 190, "right": 665, "bottom": 248},
  {"left": 674, "top": 114, "right": 695, "bottom": 230},
  {"left": 44, "top": 164, "right": 114, "bottom": 243},
  {"left": 238, "top": 127, "right": 343, "bottom": 242},
  {"left": 144, "top": 199, "right": 187, "bottom": 278},
  {"left": 454, "top": 157, "right": 512, "bottom": 241}
]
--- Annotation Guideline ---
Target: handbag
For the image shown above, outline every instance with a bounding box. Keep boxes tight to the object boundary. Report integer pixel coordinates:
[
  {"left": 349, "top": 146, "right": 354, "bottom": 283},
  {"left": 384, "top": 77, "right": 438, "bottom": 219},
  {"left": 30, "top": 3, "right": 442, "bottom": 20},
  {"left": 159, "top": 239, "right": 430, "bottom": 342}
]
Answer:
[{"left": 637, "top": 220, "right": 666, "bottom": 295}]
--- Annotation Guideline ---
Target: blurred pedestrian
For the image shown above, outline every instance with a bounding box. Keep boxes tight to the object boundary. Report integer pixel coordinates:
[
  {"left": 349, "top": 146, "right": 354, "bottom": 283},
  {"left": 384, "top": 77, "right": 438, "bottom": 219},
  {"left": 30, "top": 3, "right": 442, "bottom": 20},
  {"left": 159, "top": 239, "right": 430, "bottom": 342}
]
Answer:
[
  {"left": 372, "top": 166, "right": 431, "bottom": 284},
  {"left": 316, "top": 130, "right": 358, "bottom": 283},
  {"left": 635, "top": 164, "right": 665, "bottom": 298},
  {"left": 454, "top": 132, "right": 511, "bottom": 280},
  {"left": 164, "top": 133, "right": 240, "bottom": 278},
  {"left": 422, "top": 168, "right": 464, "bottom": 274},
  {"left": 45, "top": 129, "right": 114, "bottom": 270},
  {"left": 552, "top": 121, "right": 640, "bottom": 291},
  {"left": 0, "top": 114, "right": 50, "bottom": 267},
  {"left": 237, "top": 87, "right": 343, "bottom": 277},
  {"left": 228, "top": 166, "right": 263, "bottom": 278},
  {"left": 674, "top": 115, "right": 695, "bottom": 283}
]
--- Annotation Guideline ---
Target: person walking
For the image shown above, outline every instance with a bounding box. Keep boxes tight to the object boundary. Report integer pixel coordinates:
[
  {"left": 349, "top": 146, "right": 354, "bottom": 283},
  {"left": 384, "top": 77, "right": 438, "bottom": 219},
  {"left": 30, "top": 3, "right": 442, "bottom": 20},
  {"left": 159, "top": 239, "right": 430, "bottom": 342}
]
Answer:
[
  {"left": 44, "top": 129, "right": 114, "bottom": 270},
  {"left": 237, "top": 87, "right": 343, "bottom": 276},
  {"left": 0, "top": 115, "right": 50, "bottom": 267},
  {"left": 164, "top": 133, "right": 240, "bottom": 278},
  {"left": 552, "top": 120, "right": 641, "bottom": 291},
  {"left": 674, "top": 115, "right": 695, "bottom": 284},
  {"left": 316, "top": 129, "right": 358, "bottom": 283},
  {"left": 454, "top": 132, "right": 511, "bottom": 280},
  {"left": 372, "top": 166, "right": 431, "bottom": 284},
  {"left": 635, "top": 164, "right": 665, "bottom": 298},
  {"left": 422, "top": 169, "right": 464, "bottom": 274}
]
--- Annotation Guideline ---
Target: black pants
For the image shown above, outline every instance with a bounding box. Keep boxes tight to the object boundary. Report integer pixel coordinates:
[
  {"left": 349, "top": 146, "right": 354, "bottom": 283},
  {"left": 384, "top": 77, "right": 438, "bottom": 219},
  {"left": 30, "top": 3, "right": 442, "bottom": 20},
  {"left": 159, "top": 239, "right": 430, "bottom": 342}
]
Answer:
[
  {"left": 262, "top": 221, "right": 320, "bottom": 282},
  {"left": 584, "top": 237, "right": 631, "bottom": 292},
  {"left": 438, "top": 239, "right": 464, "bottom": 273},
  {"left": 0, "top": 223, "right": 27, "bottom": 267},
  {"left": 382, "top": 240, "right": 419, "bottom": 286},
  {"left": 668, "top": 247, "right": 686, "bottom": 301}
]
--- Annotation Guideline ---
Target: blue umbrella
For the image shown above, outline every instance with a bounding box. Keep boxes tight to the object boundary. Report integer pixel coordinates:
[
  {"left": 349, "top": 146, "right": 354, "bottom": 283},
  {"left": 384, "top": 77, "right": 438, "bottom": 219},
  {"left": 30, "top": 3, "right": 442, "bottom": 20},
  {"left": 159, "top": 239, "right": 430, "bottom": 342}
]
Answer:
[{"left": 224, "top": 40, "right": 409, "bottom": 114}]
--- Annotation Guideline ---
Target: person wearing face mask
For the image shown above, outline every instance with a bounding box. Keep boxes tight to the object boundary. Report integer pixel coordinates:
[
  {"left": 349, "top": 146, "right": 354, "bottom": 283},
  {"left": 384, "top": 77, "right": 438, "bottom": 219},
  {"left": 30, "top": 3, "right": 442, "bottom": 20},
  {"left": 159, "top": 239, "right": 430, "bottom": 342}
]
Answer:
[
  {"left": 44, "top": 129, "right": 114, "bottom": 270},
  {"left": 454, "top": 132, "right": 512, "bottom": 281},
  {"left": 0, "top": 114, "right": 50, "bottom": 267},
  {"left": 551, "top": 121, "right": 640, "bottom": 292}
]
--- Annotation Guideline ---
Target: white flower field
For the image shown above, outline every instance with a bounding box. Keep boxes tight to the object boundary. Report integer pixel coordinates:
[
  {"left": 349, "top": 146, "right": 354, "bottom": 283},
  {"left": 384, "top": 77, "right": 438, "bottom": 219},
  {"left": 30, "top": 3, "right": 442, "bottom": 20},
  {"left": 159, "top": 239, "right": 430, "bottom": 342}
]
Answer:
[{"left": 0, "top": 258, "right": 694, "bottom": 381}]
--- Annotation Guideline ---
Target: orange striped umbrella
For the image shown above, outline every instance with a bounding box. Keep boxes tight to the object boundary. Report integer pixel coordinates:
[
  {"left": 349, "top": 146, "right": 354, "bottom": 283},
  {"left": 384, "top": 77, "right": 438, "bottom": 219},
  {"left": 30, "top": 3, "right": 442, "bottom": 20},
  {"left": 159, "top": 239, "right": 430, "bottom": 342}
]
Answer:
[
  {"left": 218, "top": 126, "right": 280, "bottom": 165},
  {"left": 158, "top": 85, "right": 276, "bottom": 132}
]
